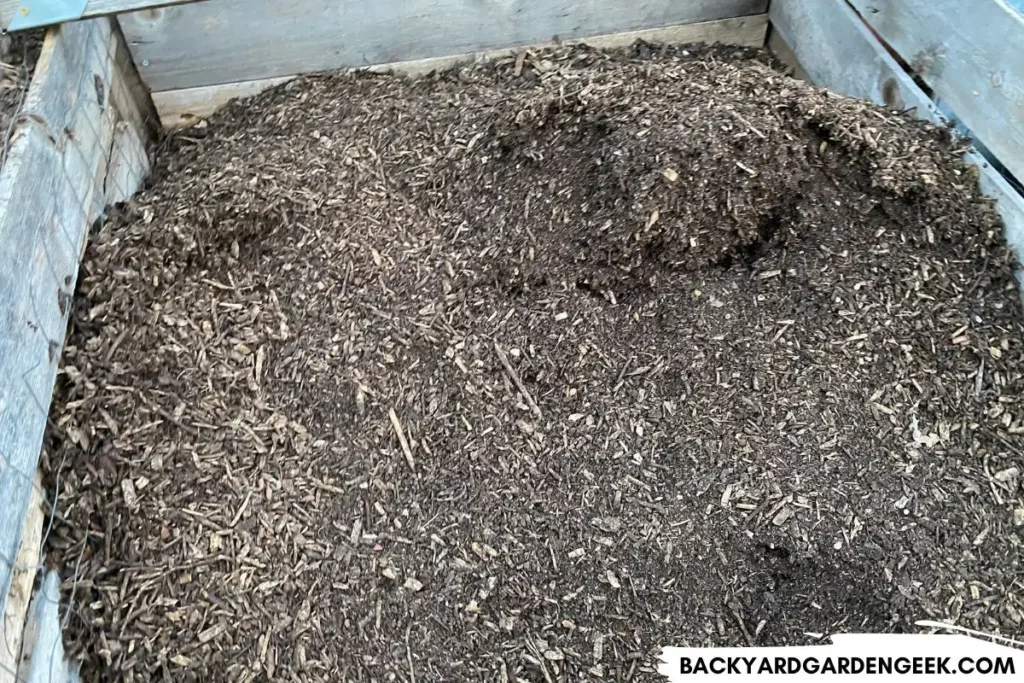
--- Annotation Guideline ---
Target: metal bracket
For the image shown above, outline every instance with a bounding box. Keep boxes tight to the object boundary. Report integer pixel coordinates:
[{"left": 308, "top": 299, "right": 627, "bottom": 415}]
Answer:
[{"left": 8, "top": 0, "right": 88, "bottom": 31}]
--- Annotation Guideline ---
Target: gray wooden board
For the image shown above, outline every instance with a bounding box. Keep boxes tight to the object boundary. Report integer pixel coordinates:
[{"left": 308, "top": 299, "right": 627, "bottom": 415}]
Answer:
[
  {"left": 149, "top": 14, "right": 768, "bottom": 128},
  {"left": 0, "top": 18, "right": 118, "bottom": 625},
  {"left": 119, "top": 0, "right": 768, "bottom": 91},
  {"left": 0, "top": 474, "right": 42, "bottom": 683},
  {"left": 2, "top": 0, "right": 202, "bottom": 31},
  {"left": 110, "top": 18, "right": 161, "bottom": 139},
  {"left": 105, "top": 118, "right": 149, "bottom": 203},
  {"left": 19, "top": 571, "right": 78, "bottom": 683},
  {"left": 847, "top": 0, "right": 1024, "bottom": 190},
  {"left": 765, "top": 25, "right": 808, "bottom": 83},
  {"left": 105, "top": 20, "right": 154, "bottom": 202},
  {"left": 770, "top": 0, "right": 1024, "bottom": 291}
]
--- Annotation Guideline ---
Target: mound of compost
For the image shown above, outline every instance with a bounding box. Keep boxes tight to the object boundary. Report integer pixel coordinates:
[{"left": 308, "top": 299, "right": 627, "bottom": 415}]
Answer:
[{"left": 47, "top": 43, "right": 1024, "bottom": 683}]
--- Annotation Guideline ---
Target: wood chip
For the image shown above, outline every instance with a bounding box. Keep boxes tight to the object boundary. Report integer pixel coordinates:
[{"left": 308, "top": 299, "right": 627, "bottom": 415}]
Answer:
[{"left": 389, "top": 407, "right": 417, "bottom": 471}]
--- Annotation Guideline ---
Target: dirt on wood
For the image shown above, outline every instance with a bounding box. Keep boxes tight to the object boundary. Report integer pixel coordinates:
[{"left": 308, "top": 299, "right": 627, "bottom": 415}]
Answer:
[{"left": 45, "top": 43, "right": 1024, "bottom": 682}]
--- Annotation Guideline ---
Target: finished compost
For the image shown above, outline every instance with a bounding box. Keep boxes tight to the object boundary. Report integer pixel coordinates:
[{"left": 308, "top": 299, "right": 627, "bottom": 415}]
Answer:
[{"left": 48, "top": 44, "right": 1024, "bottom": 682}]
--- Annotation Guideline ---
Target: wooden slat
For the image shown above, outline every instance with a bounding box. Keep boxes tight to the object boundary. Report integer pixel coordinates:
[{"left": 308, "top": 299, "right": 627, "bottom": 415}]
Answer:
[
  {"left": 0, "top": 474, "right": 42, "bottom": 683},
  {"left": 2, "top": 0, "right": 202, "bottom": 31},
  {"left": 17, "top": 571, "right": 77, "bottom": 683},
  {"left": 765, "top": 26, "right": 809, "bottom": 82},
  {"left": 105, "top": 118, "right": 150, "bottom": 202},
  {"left": 0, "top": 18, "right": 119, "bottom": 630},
  {"left": 770, "top": 0, "right": 1024, "bottom": 289},
  {"left": 110, "top": 18, "right": 160, "bottom": 139},
  {"left": 120, "top": 0, "right": 768, "bottom": 92},
  {"left": 152, "top": 14, "right": 768, "bottom": 128},
  {"left": 106, "top": 19, "right": 155, "bottom": 201},
  {"left": 152, "top": 76, "right": 291, "bottom": 129},
  {"left": 771, "top": 0, "right": 940, "bottom": 116},
  {"left": 847, "top": 0, "right": 1024, "bottom": 188}
]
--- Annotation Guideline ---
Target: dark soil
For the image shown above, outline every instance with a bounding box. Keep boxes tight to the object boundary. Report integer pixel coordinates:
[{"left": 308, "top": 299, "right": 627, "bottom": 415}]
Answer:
[{"left": 46, "top": 43, "right": 1024, "bottom": 683}]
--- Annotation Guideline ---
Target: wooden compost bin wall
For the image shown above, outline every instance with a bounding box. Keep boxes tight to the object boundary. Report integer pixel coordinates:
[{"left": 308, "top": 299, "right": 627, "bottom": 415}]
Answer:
[
  {"left": 0, "top": 0, "right": 1019, "bottom": 677},
  {"left": 112, "top": 0, "right": 771, "bottom": 127},
  {"left": 0, "top": 18, "right": 153, "bottom": 683},
  {"left": 770, "top": 0, "right": 1024, "bottom": 284}
]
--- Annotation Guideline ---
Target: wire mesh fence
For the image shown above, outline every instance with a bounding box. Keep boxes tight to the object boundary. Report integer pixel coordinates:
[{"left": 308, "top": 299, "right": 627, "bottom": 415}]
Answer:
[{"left": 0, "top": 17, "right": 149, "bottom": 683}]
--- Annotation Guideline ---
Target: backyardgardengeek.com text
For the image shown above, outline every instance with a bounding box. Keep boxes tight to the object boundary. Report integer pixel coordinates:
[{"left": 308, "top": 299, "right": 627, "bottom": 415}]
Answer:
[{"left": 676, "top": 655, "right": 1015, "bottom": 676}]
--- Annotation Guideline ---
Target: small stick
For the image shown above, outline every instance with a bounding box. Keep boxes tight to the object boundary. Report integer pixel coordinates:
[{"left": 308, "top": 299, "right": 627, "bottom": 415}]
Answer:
[
  {"left": 388, "top": 407, "right": 416, "bottom": 471},
  {"left": 986, "top": 427, "right": 1024, "bottom": 460},
  {"left": 982, "top": 454, "right": 1003, "bottom": 506},
  {"left": 525, "top": 638, "right": 555, "bottom": 683},
  {"left": 406, "top": 624, "right": 416, "bottom": 683},
  {"left": 728, "top": 109, "right": 767, "bottom": 140},
  {"left": 513, "top": 51, "right": 526, "bottom": 78},
  {"left": 613, "top": 356, "right": 631, "bottom": 393},
  {"left": 770, "top": 320, "right": 794, "bottom": 344},
  {"left": 730, "top": 608, "right": 756, "bottom": 646},
  {"left": 144, "top": 397, "right": 200, "bottom": 437},
  {"left": 104, "top": 327, "right": 129, "bottom": 361},
  {"left": 494, "top": 342, "right": 542, "bottom": 420},
  {"left": 229, "top": 491, "right": 253, "bottom": 527}
]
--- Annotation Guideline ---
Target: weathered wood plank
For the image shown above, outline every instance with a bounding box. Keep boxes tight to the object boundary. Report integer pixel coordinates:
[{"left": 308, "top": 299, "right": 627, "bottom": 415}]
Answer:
[
  {"left": 847, "top": 0, "right": 1024, "bottom": 188},
  {"left": 0, "top": 474, "right": 42, "bottom": 683},
  {"left": 2, "top": 0, "right": 202, "bottom": 31},
  {"left": 771, "top": 0, "right": 940, "bottom": 116},
  {"left": 153, "top": 76, "right": 291, "bottom": 129},
  {"left": 105, "top": 118, "right": 149, "bottom": 202},
  {"left": 120, "top": 0, "right": 768, "bottom": 92},
  {"left": 976, "top": 152, "right": 1024, "bottom": 272},
  {"left": 765, "top": 26, "right": 808, "bottom": 82},
  {"left": 110, "top": 18, "right": 160, "bottom": 139},
  {"left": 105, "top": 19, "right": 154, "bottom": 202},
  {"left": 771, "top": 0, "right": 1024, "bottom": 290},
  {"left": 18, "top": 571, "right": 78, "bottom": 683},
  {"left": 152, "top": 14, "right": 768, "bottom": 128},
  {"left": 0, "top": 18, "right": 119, "bottom": 631}
]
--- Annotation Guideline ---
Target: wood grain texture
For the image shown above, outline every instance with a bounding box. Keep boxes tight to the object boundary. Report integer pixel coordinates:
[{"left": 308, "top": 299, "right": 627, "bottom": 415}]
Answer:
[
  {"left": 2, "top": 0, "right": 201, "bottom": 31},
  {"left": 105, "top": 118, "right": 149, "bottom": 202},
  {"left": 0, "top": 474, "right": 42, "bottom": 683},
  {"left": 765, "top": 26, "right": 809, "bottom": 82},
  {"left": 153, "top": 76, "right": 291, "bottom": 128},
  {"left": 18, "top": 571, "right": 77, "bottom": 683},
  {"left": 106, "top": 20, "right": 154, "bottom": 202},
  {"left": 847, "top": 0, "right": 1024, "bottom": 188},
  {"left": 771, "top": 0, "right": 1024, "bottom": 291},
  {"left": 152, "top": 14, "right": 768, "bottom": 128},
  {"left": 110, "top": 18, "right": 160, "bottom": 139},
  {"left": 120, "top": 0, "right": 768, "bottom": 91},
  {"left": 0, "top": 18, "right": 118, "bottom": 631},
  {"left": 771, "top": 0, "right": 940, "bottom": 116}
]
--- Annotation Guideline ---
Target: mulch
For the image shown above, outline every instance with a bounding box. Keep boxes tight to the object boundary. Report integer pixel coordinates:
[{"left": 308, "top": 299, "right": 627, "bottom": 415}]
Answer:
[
  {"left": 45, "top": 43, "right": 1024, "bottom": 682},
  {"left": 0, "top": 30, "right": 42, "bottom": 169}
]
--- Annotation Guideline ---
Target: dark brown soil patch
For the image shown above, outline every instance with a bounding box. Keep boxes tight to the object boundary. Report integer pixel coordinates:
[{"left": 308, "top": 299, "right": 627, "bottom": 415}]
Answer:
[{"left": 46, "top": 43, "right": 1024, "bottom": 683}]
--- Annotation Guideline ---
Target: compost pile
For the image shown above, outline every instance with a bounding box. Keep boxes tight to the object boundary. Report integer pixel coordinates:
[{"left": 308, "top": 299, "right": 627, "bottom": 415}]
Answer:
[
  {"left": 0, "top": 30, "right": 42, "bottom": 165},
  {"left": 48, "top": 44, "right": 1024, "bottom": 682}
]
